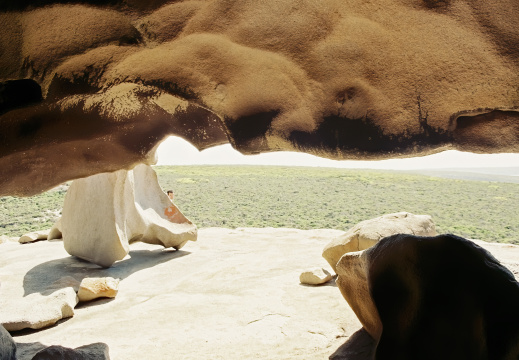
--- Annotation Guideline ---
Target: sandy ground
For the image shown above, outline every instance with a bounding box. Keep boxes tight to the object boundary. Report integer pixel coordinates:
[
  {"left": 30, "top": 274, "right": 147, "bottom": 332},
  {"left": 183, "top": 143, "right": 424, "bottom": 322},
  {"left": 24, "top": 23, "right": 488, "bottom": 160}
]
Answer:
[{"left": 1, "top": 228, "right": 518, "bottom": 360}]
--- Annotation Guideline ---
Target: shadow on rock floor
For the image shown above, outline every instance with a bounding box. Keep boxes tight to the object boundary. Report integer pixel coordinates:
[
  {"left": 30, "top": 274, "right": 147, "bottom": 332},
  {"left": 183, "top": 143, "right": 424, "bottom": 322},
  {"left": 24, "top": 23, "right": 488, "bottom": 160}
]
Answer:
[
  {"left": 329, "top": 328, "right": 376, "bottom": 360},
  {"left": 23, "top": 248, "right": 191, "bottom": 296}
]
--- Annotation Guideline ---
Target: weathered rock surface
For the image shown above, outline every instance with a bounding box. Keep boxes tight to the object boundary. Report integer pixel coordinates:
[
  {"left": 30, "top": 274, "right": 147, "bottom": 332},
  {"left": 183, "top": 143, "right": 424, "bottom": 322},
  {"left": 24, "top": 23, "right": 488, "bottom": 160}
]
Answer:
[
  {"left": 336, "top": 234, "right": 519, "bottom": 360},
  {"left": 47, "top": 218, "right": 62, "bottom": 241},
  {"left": 0, "top": 324, "right": 16, "bottom": 360},
  {"left": 335, "top": 249, "right": 382, "bottom": 341},
  {"left": 323, "top": 212, "right": 436, "bottom": 272},
  {"left": 31, "top": 343, "right": 110, "bottom": 360},
  {"left": 61, "top": 163, "right": 197, "bottom": 267},
  {"left": 1, "top": 1, "right": 519, "bottom": 196},
  {"left": 0, "top": 287, "right": 77, "bottom": 332},
  {"left": 77, "top": 278, "right": 119, "bottom": 302},
  {"left": 300, "top": 267, "right": 333, "bottom": 285},
  {"left": 1, "top": 228, "right": 360, "bottom": 360},
  {"left": 2, "top": 228, "right": 517, "bottom": 359},
  {"left": 19, "top": 229, "right": 50, "bottom": 244}
]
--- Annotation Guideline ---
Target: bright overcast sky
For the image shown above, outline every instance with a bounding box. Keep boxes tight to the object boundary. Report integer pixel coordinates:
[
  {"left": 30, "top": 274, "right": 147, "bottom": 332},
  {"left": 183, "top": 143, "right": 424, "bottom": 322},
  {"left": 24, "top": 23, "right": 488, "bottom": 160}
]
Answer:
[{"left": 156, "top": 136, "right": 519, "bottom": 170}]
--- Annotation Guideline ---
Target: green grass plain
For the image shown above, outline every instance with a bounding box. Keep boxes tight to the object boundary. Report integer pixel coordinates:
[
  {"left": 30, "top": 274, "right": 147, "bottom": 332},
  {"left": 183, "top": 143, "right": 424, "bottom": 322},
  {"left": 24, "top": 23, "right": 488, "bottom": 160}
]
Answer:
[{"left": 1, "top": 166, "right": 518, "bottom": 244}]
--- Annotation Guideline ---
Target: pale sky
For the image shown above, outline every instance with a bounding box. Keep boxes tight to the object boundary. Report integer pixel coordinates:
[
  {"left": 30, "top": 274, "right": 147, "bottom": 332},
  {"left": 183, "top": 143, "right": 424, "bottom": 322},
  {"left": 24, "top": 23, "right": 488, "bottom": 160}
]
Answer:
[{"left": 156, "top": 136, "right": 519, "bottom": 171}]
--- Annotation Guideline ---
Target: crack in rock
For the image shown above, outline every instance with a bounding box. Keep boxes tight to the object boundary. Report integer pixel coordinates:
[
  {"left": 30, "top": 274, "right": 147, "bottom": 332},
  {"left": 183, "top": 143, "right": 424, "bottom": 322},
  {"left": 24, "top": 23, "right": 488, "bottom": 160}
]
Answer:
[{"left": 247, "top": 313, "right": 290, "bottom": 325}]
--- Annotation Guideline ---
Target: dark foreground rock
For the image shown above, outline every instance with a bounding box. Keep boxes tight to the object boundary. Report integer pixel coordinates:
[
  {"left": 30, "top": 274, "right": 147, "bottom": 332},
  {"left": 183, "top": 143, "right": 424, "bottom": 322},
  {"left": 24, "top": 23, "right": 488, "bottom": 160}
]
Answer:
[
  {"left": 0, "top": 324, "right": 16, "bottom": 360},
  {"left": 337, "top": 233, "right": 519, "bottom": 360},
  {"left": 31, "top": 343, "right": 110, "bottom": 360}
]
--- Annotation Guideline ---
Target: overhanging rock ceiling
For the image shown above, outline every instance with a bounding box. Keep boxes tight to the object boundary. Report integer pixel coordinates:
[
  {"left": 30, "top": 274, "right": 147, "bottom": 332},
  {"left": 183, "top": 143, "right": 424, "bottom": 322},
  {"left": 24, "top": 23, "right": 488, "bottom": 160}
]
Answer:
[{"left": 1, "top": 0, "right": 518, "bottom": 195}]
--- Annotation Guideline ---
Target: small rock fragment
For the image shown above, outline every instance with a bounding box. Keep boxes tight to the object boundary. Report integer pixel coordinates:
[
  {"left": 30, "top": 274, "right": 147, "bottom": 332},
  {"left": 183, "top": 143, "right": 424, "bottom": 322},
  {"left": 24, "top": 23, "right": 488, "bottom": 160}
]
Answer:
[
  {"left": 1, "top": 288, "right": 77, "bottom": 331},
  {"left": 19, "top": 229, "right": 51, "bottom": 244},
  {"left": 78, "top": 277, "right": 120, "bottom": 302},
  {"left": 300, "top": 268, "right": 333, "bottom": 285}
]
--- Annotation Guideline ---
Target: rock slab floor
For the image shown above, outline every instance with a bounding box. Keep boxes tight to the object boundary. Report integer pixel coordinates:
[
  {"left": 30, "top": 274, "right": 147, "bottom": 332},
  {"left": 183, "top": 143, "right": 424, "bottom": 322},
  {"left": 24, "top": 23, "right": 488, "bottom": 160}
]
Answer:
[{"left": 1, "top": 228, "right": 518, "bottom": 360}]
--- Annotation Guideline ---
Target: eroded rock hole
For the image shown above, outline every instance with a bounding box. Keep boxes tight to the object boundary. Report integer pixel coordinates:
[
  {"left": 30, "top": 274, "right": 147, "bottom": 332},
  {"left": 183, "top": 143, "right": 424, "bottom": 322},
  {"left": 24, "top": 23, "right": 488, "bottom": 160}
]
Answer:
[{"left": 0, "top": 79, "right": 42, "bottom": 116}]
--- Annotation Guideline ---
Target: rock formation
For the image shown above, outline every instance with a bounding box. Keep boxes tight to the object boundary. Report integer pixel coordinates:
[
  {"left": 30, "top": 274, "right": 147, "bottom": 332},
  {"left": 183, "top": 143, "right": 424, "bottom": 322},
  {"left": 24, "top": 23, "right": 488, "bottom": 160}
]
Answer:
[
  {"left": 18, "top": 229, "right": 50, "bottom": 244},
  {"left": 0, "top": 1, "right": 518, "bottom": 358},
  {"left": 323, "top": 212, "right": 437, "bottom": 272},
  {"left": 336, "top": 234, "right": 519, "bottom": 360},
  {"left": 0, "top": 287, "right": 77, "bottom": 332},
  {"left": 61, "top": 164, "right": 197, "bottom": 267},
  {"left": 31, "top": 343, "right": 110, "bottom": 360},
  {"left": 47, "top": 218, "right": 62, "bottom": 241},
  {"left": 299, "top": 267, "right": 333, "bottom": 285},
  {"left": 0, "top": 324, "right": 16, "bottom": 360},
  {"left": 336, "top": 249, "right": 383, "bottom": 341},
  {"left": 77, "top": 277, "right": 120, "bottom": 302},
  {"left": 2, "top": 228, "right": 519, "bottom": 359},
  {"left": 1, "top": 0, "right": 519, "bottom": 196}
]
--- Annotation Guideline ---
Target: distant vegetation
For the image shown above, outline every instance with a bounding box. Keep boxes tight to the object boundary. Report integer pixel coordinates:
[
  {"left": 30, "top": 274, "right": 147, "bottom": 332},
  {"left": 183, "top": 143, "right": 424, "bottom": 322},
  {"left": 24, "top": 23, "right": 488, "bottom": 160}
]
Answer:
[
  {"left": 0, "top": 185, "right": 68, "bottom": 237},
  {"left": 1, "top": 166, "right": 518, "bottom": 244}
]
